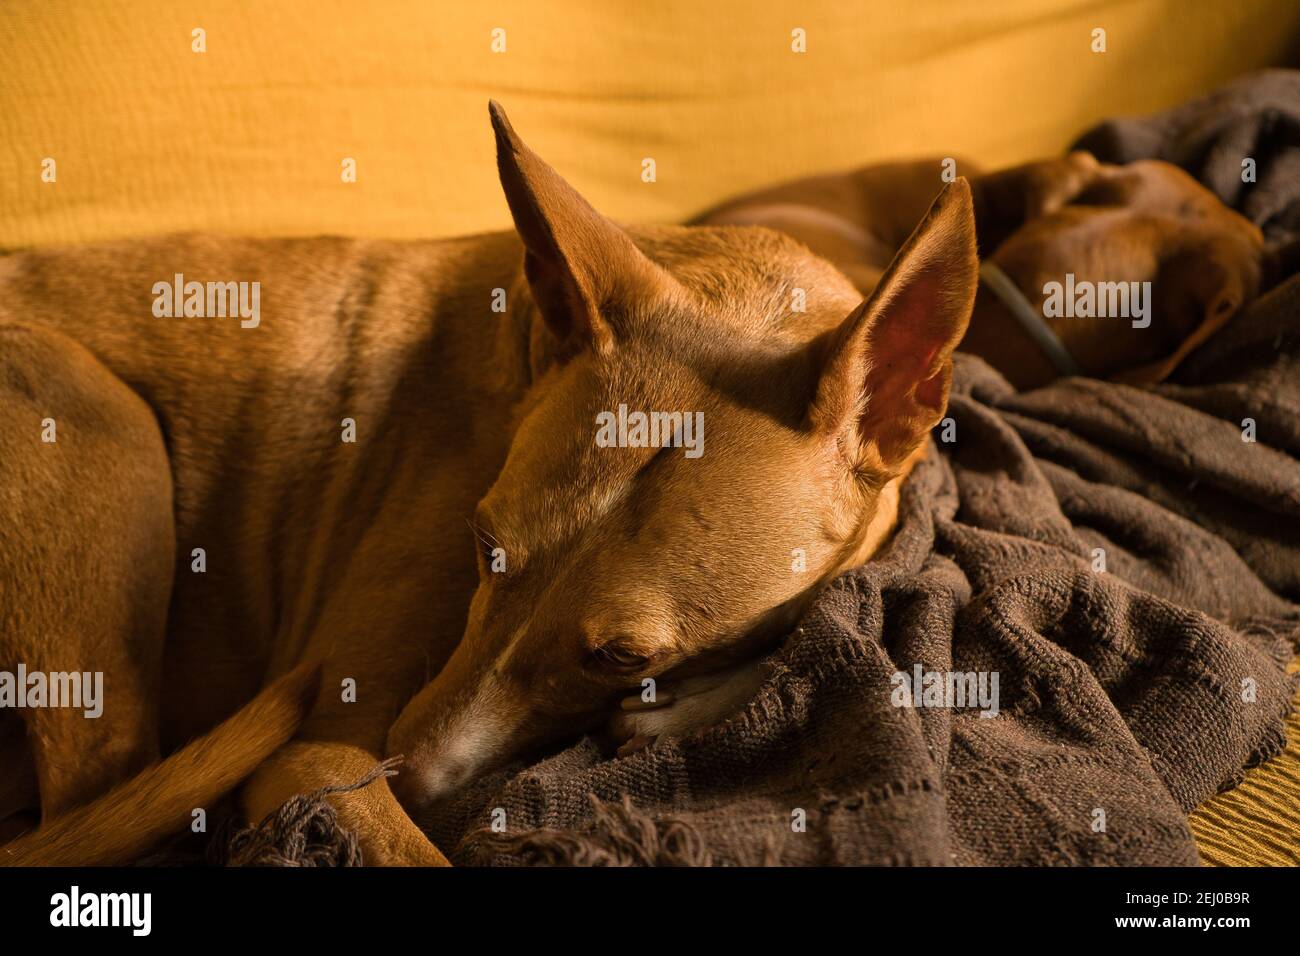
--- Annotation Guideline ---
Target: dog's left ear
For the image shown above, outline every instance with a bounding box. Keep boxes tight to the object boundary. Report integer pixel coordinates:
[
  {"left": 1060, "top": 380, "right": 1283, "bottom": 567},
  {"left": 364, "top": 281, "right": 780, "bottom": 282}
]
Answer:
[
  {"left": 810, "top": 179, "right": 978, "bottom": 471},
  {"left": 489, "top": 101, "right": 670, "bottom": 359}
]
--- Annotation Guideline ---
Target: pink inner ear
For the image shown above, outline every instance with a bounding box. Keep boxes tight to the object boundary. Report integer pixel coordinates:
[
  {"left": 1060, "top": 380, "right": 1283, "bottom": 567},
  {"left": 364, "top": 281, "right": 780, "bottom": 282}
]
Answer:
[{"left": 859, "top": 292, "right": 953, "bottom": 421}]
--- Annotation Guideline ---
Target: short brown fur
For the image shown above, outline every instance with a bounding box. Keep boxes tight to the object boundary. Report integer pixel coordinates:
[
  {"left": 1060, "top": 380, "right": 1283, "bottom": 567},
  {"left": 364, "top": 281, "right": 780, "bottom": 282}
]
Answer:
[{"left": 1, "top": 105, "right": 980, "bottom": 864}]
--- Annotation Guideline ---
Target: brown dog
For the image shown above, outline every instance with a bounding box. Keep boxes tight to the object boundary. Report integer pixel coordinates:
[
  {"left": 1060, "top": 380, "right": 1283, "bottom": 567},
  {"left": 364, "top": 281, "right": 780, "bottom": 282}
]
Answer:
[
  {"left": 4, "top": 103, "right": 990, "bottom": 865},
  {"left": 699, "top": 152, "right": 1265, "bottom": 389}
]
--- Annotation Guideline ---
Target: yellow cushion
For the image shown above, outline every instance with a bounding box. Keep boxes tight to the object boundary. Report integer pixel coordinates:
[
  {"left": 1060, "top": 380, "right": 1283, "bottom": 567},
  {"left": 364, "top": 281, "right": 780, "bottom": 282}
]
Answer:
[{"left": 2, "top": 0, "right": 1298, "bottom": 246}]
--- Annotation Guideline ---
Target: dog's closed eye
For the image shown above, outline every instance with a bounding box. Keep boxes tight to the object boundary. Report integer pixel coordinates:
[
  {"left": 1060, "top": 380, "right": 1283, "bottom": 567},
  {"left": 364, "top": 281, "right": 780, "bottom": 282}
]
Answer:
[{"left": 588, "top": 639, "right": 653, "bottom": 673}]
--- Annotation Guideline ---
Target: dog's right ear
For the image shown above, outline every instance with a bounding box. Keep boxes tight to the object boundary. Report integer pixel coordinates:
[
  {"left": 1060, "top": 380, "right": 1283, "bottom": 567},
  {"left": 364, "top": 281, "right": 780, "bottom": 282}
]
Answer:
[{"left": 489, "top": 101, "right": 668, "bottom": 359}]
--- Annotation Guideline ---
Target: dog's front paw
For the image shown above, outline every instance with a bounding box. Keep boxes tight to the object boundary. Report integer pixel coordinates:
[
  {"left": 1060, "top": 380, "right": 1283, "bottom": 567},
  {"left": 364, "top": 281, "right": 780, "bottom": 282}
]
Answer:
[{"left": 606, "top": 659, "right": 769, "bottom": 757}]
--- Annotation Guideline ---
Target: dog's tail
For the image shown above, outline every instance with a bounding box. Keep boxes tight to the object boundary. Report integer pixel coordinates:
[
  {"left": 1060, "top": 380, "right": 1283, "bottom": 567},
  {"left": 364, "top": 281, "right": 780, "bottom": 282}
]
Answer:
[{"left": 0, "top": 661, "right": 320, "bottom": 866}]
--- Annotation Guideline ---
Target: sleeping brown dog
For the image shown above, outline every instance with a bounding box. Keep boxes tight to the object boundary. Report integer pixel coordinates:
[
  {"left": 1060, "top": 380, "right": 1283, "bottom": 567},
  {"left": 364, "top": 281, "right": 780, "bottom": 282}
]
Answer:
[
  {"left": 0, "top": 108, "right": 1258, "bottom": 867},
  {"left": 0, "top": 103, "right": 972, "bottom": 865},
  {"left": 698, "top": 152, "right": 1265, "bottom": 389}
]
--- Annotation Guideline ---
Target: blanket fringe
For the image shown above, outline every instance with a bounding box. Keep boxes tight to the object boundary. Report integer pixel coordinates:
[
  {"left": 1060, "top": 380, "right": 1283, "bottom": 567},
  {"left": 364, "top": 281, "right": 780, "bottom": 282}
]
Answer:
[
  {"left": 215, "top": 757, "right": 399, "bottom": 867},
  {"left": 1190, "top": 673, "right": 1300, "bottom": 865},
  {"left": 461, "top": 795, "right": 717, "bottom": 867}
]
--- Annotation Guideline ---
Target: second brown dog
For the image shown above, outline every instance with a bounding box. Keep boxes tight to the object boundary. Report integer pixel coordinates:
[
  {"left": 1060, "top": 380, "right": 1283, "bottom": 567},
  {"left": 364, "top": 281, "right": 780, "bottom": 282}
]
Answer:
[{"left": 698, "top": 152, "right": 1264, "bottom": 389}]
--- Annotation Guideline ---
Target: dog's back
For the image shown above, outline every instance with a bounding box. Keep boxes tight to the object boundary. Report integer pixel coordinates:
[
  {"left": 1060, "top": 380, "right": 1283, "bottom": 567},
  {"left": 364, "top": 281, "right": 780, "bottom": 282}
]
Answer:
[{"left": 0, "top": 231, "right": 527, "bottom": 742}]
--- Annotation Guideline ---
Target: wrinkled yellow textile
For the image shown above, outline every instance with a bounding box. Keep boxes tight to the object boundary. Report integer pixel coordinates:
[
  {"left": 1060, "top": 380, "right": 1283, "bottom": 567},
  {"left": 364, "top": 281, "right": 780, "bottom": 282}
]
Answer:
[{"left": 3, "top": 0, "right": 1299, "bottom": 245}]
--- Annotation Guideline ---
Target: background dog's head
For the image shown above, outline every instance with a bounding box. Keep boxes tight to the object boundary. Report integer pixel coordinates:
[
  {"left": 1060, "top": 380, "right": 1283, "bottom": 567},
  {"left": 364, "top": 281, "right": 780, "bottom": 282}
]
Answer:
[
  {"left": 971, "top": 157, "right": 1265, "bottom": 389},
  {"left": 385, "top": 105, "right": 977, "bottom": 811}
]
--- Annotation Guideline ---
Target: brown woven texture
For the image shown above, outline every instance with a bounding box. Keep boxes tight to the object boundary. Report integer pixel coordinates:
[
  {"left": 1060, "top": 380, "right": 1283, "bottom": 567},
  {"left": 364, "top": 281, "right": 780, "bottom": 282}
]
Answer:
[{"left": 1081, "top": 72, "right": 1300, "bottom": 867}]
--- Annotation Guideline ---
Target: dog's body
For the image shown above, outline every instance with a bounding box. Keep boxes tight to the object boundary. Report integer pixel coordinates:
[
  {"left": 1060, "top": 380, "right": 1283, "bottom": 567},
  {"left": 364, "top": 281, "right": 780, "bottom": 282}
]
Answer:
[
  {"left": 0, "top": 233, "right": 524, "bottom": 863},
  {"left": 1, "top": 231, "right": 527, "bottom": 749},
  {"left": 0, "top": 106, "right": 1262, "bottom": 866}
]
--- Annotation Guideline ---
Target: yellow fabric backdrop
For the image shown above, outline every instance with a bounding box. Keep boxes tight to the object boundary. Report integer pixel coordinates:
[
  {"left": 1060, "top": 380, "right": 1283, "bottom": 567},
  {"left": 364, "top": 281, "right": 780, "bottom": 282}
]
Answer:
[{"left": 2, "top": 0, "right": 1299, "bottom": 247}]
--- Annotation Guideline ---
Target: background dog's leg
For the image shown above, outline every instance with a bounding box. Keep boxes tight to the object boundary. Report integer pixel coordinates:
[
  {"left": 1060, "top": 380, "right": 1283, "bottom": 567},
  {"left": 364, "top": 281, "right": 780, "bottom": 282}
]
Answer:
[
  {"left": 241, "top": 739, "right": 450, "bottom": 866},
  {"left": 0, "top": 325, "right": 174, "bottom": 822}
]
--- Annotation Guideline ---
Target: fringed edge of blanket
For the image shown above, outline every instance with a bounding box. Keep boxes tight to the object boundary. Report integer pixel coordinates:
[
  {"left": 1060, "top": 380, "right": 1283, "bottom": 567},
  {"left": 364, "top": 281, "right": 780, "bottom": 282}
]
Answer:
[
  {"left": 456, "top": 795, "right": 746, "bottom": 867},
  {"left": 1190, "top": 677, "right": 1300, "bottom": 865}
]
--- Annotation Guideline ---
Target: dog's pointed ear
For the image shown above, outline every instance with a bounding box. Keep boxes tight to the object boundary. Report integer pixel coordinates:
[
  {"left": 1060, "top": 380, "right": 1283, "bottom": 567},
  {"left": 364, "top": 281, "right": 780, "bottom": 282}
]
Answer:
[
  {"left": 490, "top": 101, "right": 667, "bottom": 356},
  {"left": 810, "top": 179, "right": 978, "bottom": 471}
]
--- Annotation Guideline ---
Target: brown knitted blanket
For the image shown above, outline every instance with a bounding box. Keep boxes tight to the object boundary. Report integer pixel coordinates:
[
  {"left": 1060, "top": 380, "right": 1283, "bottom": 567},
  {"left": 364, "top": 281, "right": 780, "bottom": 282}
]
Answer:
[{"left": 223, "top": 72, "right": 1300, "bottom": 867}]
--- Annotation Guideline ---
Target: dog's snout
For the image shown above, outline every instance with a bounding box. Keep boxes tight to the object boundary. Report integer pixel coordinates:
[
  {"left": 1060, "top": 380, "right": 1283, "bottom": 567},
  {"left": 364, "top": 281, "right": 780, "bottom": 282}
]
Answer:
[
  {"left": 387, "top": 756, "right": 433, "bottom": 812},
  {"left": 387, "top": 753, "right": 450, "bottom": 815},
  {"left": 386, "top": 668, "right": 513, "bottom": 814}
]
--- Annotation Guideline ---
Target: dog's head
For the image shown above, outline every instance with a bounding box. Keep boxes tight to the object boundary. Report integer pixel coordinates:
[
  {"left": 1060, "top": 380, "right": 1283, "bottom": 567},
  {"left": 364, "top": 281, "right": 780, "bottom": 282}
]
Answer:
[
  {"left": 385, "top": 104, "right": 977, "bottom": 810},
  {"left": 978, "top": 158, "right": 1264, "bottom": 388}
]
